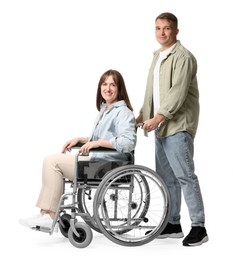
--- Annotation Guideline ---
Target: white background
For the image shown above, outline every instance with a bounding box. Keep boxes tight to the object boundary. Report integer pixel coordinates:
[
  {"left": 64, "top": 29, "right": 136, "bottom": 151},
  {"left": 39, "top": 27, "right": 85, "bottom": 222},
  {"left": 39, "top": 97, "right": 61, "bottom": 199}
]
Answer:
[{"left": 0, "top": 0, "right": 232, "bottom": 259}]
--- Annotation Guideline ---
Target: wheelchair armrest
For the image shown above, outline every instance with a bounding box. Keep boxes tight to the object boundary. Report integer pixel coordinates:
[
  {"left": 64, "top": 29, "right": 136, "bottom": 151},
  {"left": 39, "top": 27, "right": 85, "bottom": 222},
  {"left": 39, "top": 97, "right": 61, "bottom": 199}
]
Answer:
[
  {"left": 71, "top": 142, "right": 134, "bottom": 163},
  {"left": 71, "top": 142, "right": 121, "bottom": 153},
  {"left": 71, "top": 142, "right": 85, "bottom": 148}
]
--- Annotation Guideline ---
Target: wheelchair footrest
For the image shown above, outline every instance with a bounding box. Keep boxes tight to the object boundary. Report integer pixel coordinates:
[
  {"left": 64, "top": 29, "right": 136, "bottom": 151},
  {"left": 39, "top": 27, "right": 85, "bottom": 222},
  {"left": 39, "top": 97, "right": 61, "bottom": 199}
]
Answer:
[{"left": 32, "top": 226, "right": 51, "bottom": 233}]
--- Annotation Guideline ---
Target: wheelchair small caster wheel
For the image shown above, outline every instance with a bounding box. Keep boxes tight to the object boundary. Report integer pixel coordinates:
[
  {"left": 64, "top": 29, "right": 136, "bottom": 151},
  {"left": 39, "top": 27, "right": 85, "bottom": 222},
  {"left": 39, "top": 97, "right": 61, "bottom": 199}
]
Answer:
[
  {"left": 68, "top": 222, "right": 93, "bottom": 248},
  {"left": 59, "top": 214, "right": 71, "bottom": 238}
]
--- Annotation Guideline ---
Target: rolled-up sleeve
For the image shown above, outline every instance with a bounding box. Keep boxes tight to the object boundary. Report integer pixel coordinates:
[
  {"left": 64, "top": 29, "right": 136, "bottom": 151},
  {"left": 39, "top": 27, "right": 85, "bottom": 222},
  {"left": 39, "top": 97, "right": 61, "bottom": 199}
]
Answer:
[{"left": 109, "top": 109, "right": 136, "bottom": 153}]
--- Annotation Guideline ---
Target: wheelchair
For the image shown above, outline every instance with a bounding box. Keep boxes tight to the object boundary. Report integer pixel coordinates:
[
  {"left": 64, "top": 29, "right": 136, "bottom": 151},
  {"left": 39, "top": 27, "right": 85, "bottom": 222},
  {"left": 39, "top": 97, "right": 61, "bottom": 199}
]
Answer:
[{"left": 37, "top": 146, "right": 171, "bottom": 248}]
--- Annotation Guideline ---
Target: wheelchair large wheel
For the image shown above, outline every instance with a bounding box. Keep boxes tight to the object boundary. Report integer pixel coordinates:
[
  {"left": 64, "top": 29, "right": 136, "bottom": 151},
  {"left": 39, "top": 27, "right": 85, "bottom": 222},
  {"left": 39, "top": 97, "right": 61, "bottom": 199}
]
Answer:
[
  {"left": 68, "top": 222, "right": 93, "bottom": 248},
  {"left": 93, "top": 165, "right": 170, "bottom": 247},
  {"left": 77, "top": 186, "right": 101, "bottom": 233}
]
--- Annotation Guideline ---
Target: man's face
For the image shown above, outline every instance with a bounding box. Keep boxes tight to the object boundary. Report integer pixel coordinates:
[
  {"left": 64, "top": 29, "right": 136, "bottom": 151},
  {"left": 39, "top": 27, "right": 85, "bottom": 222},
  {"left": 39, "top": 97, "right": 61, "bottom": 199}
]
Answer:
[{"left": 155, "top": 18, "right": 179, "bottom": 50}]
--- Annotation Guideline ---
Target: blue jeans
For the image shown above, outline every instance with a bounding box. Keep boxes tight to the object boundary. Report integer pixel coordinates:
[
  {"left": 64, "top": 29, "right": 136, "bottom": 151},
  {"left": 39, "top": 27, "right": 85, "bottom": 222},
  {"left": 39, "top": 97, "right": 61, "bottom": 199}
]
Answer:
[{"left": 155, "top": 131, "right": 205, "bottom": 227}]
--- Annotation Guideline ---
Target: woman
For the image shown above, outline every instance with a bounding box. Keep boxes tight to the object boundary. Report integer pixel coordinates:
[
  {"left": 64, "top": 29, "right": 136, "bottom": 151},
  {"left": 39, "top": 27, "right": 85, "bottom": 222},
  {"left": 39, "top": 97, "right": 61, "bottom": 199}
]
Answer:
[{"left": 19, "top": 69, "right": 136, "bottom": 230}]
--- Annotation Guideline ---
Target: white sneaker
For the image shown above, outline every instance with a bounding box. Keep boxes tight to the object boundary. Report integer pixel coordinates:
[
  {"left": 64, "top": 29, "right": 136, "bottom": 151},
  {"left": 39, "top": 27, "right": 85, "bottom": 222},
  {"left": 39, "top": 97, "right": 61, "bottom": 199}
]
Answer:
[{"left": 19, "top": 214, "right": 58, "bottom": 232}]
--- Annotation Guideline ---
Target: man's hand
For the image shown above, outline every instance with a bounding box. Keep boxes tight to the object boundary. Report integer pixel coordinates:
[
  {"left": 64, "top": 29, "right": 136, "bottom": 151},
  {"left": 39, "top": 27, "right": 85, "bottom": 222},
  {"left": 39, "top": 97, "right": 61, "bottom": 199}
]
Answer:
[{"left": 143, "top": 114, "right": 166, "bottom": 132}]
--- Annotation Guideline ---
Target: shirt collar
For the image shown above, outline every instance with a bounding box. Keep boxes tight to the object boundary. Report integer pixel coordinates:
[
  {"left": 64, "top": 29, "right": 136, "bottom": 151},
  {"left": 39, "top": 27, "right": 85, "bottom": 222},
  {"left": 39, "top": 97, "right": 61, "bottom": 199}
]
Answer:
[{"left": 100, "top": 100, "right": 126, "bottom": 111}]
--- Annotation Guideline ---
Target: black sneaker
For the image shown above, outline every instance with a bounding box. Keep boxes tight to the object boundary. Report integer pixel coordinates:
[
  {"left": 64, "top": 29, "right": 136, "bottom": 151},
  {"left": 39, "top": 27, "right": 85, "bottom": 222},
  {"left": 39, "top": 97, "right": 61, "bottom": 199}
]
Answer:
[
  {"left": 183, "top": 226, "right": 208, "bottom": 246},
  {"left": 157, "top": 222, "right": 184, "bottom": 239}
]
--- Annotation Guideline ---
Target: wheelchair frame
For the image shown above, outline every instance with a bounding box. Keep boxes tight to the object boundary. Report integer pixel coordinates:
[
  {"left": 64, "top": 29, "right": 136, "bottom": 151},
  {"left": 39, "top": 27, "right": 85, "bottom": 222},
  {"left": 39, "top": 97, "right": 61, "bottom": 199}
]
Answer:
[{"left": 36, "top": 148, "right": 171, "bottom": 248}]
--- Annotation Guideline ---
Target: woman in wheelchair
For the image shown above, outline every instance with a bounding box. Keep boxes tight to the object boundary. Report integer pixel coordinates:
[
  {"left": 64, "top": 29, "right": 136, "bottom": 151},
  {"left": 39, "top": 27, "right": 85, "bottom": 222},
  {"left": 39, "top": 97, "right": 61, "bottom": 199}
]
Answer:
[{"left": 19, "top": 69, "right": 137, "bottom": 231}]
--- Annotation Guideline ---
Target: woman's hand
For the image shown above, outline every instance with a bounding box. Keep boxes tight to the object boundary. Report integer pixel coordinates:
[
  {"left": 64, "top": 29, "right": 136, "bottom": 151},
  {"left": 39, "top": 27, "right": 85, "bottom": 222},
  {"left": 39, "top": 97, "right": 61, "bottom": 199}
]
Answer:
[
  {"left": 62, "top": 138, "right": 80, "bottom": 153},
  {"left": 79, "top": 141, "right": 100, "bottom": 154}
]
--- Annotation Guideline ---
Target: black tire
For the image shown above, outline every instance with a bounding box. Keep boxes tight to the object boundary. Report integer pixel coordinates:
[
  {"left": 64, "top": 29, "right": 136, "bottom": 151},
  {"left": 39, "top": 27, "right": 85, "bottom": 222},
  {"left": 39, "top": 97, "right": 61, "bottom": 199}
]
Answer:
[
  {"left": 59, "top": 214, "right": 71, "bottom": 238},
  {"left": 68, "top": 222, "right": 93, "bottom": 248}
]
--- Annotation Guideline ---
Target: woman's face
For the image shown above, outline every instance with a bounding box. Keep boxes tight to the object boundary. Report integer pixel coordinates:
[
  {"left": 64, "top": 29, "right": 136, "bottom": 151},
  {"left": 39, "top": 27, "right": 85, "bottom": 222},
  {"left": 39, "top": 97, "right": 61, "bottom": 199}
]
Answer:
[{"left": 101, "top": 75, "right": 119, "bottom": 106}]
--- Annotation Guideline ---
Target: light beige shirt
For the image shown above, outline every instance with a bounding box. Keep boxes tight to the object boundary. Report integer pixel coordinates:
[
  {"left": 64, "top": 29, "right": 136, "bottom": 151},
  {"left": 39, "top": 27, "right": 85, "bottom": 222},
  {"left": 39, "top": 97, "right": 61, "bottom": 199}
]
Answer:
[{"left": 141, "top": 41, "right": 199, "bottom": 137}]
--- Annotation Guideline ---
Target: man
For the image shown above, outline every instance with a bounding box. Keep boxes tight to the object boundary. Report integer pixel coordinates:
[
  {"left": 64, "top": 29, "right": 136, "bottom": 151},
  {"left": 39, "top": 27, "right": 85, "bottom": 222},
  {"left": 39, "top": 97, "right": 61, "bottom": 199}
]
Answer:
[{"left": 136, "top": 12, "right": 208, "bottom": 246}]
